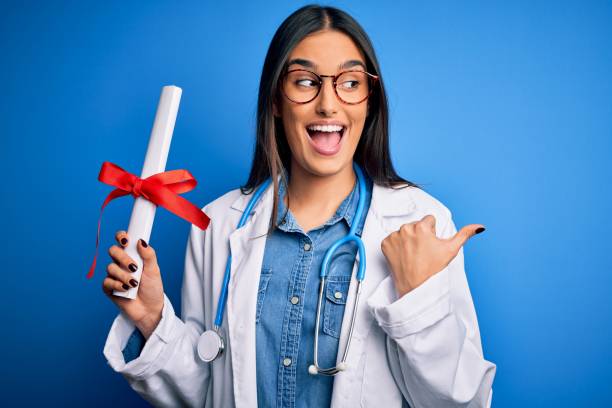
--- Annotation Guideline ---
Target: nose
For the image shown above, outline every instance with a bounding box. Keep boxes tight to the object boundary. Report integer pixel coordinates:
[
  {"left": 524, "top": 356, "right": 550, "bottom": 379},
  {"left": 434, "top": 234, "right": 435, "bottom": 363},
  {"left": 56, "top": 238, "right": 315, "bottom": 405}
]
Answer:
[{"left": 315, "top": 77, "right": 338, "bottom": 117}]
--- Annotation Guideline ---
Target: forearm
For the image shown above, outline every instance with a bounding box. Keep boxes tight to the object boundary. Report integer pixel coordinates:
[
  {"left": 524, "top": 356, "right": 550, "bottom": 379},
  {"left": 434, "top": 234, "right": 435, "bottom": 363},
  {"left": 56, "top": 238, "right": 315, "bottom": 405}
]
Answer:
[{"left": 368, "top": 266, "right": 496, "bottom": 407}]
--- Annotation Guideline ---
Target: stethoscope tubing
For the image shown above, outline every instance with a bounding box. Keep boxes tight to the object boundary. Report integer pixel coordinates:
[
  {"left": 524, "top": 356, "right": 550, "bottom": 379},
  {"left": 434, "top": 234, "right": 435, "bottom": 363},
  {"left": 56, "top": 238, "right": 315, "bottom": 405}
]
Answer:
[
  {"left": 310, "top": 163, "right": 367, "bottom": 375},
  {"left": 214, "top": 177, "right": 272, "bottom": 329},
  {"left": 205, "top": 163, "right": 367, "bottom": 375}
]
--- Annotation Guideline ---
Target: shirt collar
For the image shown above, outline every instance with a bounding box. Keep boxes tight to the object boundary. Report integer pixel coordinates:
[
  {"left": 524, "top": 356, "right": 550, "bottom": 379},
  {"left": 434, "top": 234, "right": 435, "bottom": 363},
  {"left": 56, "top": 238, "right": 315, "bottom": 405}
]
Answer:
[{"left": 276, "top": 175, "right": 371, "bottom": 235}]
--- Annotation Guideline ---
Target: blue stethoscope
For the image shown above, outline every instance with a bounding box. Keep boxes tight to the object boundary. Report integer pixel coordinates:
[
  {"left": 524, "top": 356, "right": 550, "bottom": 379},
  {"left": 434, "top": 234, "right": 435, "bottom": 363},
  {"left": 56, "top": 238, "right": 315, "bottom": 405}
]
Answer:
[{"left": 197, "top": 163, "right": 367, "bottom": 376}]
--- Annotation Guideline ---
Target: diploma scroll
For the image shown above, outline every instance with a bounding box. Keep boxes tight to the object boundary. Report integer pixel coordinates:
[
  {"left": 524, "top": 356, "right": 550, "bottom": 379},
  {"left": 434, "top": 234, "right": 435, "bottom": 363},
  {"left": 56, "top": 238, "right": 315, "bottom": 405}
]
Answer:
[{"left": 113, "top": 86, "right": 182, "bottom": 299}]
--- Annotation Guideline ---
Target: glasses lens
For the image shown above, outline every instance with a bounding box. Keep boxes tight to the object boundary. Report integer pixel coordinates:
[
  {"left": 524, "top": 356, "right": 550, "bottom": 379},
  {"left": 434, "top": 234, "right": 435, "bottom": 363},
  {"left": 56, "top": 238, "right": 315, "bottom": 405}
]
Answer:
[
  {"left": 283, "top": 70, "right": 320, "bottom": 103},
  {"left": 336, "top": 71, "right": 370, "bottom": 103}
]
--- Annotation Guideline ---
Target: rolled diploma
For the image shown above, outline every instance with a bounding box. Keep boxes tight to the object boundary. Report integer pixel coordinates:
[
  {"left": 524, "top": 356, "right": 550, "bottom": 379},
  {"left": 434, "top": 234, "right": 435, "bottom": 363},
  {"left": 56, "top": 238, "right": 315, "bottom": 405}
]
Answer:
[{"left": 113, "top": 85, "right": 182, "bottom": 299}]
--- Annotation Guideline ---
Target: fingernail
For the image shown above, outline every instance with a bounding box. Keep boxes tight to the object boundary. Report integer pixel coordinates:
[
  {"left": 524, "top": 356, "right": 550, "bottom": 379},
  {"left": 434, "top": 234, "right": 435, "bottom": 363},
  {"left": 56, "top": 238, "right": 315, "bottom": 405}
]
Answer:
[
  {"left": 128, "top": 263, "right": 138, "bottom": 272},
  {"left": 475, "top": 227, "right": 486, "bottom": 234},
  {"left": 122, "top": 283, "right": 130, "bottom": 290},
  {"left": 140, "top": 239, "right": 148, "bottom": 248},
  {"left": 129, "top": 279, "right": 138, "bottom": 287},
  {"left": 120, "top": 238, "right": 128, "bottom": 246}
]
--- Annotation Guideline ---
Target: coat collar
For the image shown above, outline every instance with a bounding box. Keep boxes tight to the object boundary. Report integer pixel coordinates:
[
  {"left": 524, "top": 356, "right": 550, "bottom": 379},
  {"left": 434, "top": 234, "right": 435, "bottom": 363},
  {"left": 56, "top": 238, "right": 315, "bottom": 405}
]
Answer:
[{"left": 229, "top": 181, "right": 417, "bottom": 226}]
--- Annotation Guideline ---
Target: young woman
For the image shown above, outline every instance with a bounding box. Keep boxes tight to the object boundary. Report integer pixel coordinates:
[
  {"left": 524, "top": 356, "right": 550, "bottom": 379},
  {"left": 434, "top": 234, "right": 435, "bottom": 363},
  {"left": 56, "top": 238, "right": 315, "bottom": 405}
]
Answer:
[{"left": 102, "top": 5, "right": 496, "bottom": 407}]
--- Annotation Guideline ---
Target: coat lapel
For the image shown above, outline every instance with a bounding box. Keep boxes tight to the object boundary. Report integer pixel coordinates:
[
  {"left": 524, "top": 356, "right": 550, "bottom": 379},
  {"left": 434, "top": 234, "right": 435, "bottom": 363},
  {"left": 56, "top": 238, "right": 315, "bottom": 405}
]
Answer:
[
  {"left": 331, "top": 183, "right": 417, "bottom": 404},
  {"left": 226, "top": 184, "right": 274, "bottom": 408}
]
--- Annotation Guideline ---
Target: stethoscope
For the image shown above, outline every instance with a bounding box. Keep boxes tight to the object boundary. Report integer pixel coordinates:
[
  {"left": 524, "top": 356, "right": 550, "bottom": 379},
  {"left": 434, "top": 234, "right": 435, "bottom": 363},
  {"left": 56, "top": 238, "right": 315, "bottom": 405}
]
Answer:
[{"left": 197, "top": 163, "right": 367, "bottom": 377}]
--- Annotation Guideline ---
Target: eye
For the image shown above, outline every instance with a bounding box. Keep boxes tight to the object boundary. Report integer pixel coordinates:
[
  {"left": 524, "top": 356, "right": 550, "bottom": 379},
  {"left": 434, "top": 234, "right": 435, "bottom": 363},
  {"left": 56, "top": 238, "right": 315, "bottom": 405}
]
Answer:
[
  {"left": 338, "top": 80, "right": 361, "bottom": 90},
  {"left": 295, "top": 78, "right": 318, "bottom": 88}
]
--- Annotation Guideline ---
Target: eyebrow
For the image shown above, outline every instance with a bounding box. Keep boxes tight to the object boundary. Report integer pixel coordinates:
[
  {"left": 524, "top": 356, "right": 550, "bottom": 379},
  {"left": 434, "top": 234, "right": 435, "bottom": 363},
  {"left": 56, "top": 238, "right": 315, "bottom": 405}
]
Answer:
[
  {"left": 287, "top": 58, "right": 316, "bottom": 69},
  {"left": 339, "top": 59, "right": 366, "bottom": 70},
  {"left": 286, "top": 58, "right": 367, "bottom": 71}
]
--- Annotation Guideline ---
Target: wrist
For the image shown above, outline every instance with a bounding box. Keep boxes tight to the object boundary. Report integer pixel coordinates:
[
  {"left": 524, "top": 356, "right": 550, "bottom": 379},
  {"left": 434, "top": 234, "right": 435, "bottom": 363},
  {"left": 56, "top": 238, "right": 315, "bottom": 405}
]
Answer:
[
  {"left": 135, "top": 306, "right": 163, "bottom": 341},
  {"left": 391, "top": 274, "right": 415, "bottom": 298}
]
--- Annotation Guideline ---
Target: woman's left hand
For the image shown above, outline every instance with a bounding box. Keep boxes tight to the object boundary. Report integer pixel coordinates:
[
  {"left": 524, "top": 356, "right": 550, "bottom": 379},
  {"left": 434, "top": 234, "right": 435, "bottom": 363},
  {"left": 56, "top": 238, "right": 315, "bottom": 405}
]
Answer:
[{"left": 381, "top": 215, "right": 485, "bottom": 297}]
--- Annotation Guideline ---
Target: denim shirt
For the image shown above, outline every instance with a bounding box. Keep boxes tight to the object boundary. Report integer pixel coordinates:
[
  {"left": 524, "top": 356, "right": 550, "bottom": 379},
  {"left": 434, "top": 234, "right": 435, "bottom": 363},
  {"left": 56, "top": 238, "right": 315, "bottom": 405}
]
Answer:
[
  {"left": 122, "top": 175, "right": 373, "bottom": 408},
  {"left": 255, "top": 176, "right": 372, "bottom": 408}
]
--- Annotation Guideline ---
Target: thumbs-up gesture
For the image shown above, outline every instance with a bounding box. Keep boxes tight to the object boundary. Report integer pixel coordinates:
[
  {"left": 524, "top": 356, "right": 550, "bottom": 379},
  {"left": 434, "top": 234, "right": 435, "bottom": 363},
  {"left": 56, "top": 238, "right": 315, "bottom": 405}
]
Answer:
[{"left": 381, "top": 215, "right": 485, "bottom": 297}]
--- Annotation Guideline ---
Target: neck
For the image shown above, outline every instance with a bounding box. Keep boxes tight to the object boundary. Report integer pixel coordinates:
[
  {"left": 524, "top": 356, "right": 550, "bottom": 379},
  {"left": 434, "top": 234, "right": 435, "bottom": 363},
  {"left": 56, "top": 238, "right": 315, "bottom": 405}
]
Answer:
[{"left": 284, "top": 161, "right": 356, "bottom": 231}]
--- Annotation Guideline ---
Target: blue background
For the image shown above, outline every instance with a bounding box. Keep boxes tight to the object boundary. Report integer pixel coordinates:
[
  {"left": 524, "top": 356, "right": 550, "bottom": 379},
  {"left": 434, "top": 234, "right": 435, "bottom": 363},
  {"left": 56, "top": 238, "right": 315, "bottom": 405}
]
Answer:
[{"left": 1, "top": 0, "right": 610, "bottom": 406}]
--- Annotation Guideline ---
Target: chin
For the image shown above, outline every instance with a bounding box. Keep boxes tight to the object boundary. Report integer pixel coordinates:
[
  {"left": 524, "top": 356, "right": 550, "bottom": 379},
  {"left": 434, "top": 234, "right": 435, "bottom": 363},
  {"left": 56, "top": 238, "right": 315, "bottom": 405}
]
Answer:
[{"left": 300, "top": 155, "right": 353, "bottom": 177}]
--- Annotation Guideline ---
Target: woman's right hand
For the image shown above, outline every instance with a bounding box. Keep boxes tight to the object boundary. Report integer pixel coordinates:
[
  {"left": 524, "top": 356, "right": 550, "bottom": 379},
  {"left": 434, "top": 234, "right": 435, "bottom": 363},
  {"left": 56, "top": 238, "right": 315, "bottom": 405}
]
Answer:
[{"left": 102, "top": 231, "right": 165, "bottom": 340}]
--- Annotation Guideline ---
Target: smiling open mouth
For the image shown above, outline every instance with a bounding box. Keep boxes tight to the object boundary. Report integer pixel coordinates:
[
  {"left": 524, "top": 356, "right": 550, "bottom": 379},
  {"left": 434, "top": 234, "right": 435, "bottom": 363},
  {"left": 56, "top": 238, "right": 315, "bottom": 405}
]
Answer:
[{"left": 306, "top": 124, "right": 345, "bottom": 155}]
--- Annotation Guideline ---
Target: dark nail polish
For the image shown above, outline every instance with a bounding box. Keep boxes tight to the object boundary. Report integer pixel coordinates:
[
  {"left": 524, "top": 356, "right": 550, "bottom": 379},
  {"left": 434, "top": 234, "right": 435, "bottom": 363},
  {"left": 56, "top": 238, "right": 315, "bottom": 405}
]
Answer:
[
  {"left": 120, "top": 238, "right": 128, "bottom": 246},
  {"left": 475, "top": 227, "right": 486, "bottom": 234},
  {"left": 128, "top": 263, "right": 138, "bottom": 272},
  {"left": 122, "top": 283, "right": 130, "bottom": 290},
  {"left": 130, "top": 279, "right": 138, "bottom": 288},
  {"left": 140, "top": 239, "right": 148, "bottom": 248}
]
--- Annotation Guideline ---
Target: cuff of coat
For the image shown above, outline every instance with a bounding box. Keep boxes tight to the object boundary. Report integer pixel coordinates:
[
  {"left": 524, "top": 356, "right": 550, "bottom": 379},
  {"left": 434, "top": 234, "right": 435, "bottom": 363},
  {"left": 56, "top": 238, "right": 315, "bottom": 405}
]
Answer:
[
  {"left": 103, "top": 293, "right": 184, "bottom": 380},
  {"left": 367, "top": 267, "right": 451, "bottom": 339}
]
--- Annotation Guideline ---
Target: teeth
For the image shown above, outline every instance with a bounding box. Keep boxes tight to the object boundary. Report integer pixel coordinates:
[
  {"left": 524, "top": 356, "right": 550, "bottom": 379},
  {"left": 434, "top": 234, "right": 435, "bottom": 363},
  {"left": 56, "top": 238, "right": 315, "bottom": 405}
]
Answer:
[{"left": 307, "top": 124, "right": 344, "bottom": 133}]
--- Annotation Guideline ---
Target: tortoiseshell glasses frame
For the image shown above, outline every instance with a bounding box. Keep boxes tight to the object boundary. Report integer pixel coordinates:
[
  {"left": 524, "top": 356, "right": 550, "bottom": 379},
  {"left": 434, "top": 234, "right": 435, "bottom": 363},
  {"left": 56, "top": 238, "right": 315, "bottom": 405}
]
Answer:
[{"left": 280, "top": 68, "right": 379, "bottom": 105}]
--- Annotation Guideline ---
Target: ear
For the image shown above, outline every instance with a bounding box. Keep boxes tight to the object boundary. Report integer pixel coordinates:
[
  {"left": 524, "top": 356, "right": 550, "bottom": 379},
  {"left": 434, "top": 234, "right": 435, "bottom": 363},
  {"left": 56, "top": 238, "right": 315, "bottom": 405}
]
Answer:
[{"left": 273, "top": 101, "right": 280, "bottom": 118}]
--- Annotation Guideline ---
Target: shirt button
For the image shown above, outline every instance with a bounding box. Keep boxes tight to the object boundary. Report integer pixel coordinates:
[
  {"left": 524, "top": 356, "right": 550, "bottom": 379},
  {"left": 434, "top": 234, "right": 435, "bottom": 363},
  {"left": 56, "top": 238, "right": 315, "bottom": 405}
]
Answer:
[
  {"left": 334, "top": 291, "right": 343, "bottom": 300},
  {"left": 290, "top": 296, "right": 300, "bottom": 305},
  {"left": 303, "top": 243, "right": 312, "bottom": 251},
  {"left": 283, "top": 358, "right": 292, "bottom": 367}
]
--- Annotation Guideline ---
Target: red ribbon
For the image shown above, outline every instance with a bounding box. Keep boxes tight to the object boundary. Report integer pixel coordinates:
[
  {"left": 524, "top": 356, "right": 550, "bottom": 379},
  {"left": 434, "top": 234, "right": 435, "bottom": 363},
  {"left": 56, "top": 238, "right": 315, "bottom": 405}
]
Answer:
[{"left": 87, "top": 161, "right": 210, "bottom": 279}]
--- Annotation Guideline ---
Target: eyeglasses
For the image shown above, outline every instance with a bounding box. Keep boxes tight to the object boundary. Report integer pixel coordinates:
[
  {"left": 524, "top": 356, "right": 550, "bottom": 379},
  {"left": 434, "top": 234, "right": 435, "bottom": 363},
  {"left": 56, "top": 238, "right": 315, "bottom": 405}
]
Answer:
[{"left": 281, "top": 69, "right": 379, "bottom": 105}]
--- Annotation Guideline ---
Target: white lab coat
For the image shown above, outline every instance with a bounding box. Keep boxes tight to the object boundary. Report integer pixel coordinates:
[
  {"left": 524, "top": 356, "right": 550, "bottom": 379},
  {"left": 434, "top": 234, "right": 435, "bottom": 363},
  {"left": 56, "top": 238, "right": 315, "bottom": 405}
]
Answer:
[{"left": 103, "top": 183, "right": 496, "bottom": 407}]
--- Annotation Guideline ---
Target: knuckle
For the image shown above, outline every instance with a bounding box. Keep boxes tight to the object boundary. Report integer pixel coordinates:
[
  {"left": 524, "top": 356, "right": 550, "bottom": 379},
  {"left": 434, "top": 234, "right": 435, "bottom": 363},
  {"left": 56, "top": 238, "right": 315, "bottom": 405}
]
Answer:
[
  {"left": 417, "top": 221, "right": 429, "bottom": 232},
  {"left": 108, "top": 245, "right": 121, "bottom": 258},
  {"left": 102, "top": 277, "right": 114, "bottom": 290},
  {"left": 106, "top": 263, "right": 124, "bottom": 279},
  {"left": 381, "top": 238, "right": 389, "bottom": 249},
  {"left": 399, "top": 223, "right": 414, "bottom": 236}
]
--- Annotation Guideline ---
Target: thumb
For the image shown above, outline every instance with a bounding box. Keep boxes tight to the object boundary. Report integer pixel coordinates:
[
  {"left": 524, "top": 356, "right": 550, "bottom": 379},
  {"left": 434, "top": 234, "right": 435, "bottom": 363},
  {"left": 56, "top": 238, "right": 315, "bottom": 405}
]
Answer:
[
  {"left": 448, "top": 224, "right": 486, "bottom": 252},
  {"left": 137, "top": 239, "right": 159, "bottom": 269}
]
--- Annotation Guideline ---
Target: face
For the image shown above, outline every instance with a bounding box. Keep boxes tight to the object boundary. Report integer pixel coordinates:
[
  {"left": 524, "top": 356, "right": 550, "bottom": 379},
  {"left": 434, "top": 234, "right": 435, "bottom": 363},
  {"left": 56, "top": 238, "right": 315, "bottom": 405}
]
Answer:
[{"left": 275, "top": 29, "right": 370, "bottom": 178}]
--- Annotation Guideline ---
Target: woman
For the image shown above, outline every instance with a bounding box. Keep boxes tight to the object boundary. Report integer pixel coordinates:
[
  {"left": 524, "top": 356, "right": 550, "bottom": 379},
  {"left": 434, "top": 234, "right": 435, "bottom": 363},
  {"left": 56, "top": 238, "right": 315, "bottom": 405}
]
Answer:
[{"left": 102, "top": 5, "right": 496, "bottom": 407}]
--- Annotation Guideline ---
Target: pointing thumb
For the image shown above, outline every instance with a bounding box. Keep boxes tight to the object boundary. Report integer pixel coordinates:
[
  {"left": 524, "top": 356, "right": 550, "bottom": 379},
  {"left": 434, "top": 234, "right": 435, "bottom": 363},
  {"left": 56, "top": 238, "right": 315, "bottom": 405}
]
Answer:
[{"left": 449, "top": 224, "right": 485, "bottom": 252}]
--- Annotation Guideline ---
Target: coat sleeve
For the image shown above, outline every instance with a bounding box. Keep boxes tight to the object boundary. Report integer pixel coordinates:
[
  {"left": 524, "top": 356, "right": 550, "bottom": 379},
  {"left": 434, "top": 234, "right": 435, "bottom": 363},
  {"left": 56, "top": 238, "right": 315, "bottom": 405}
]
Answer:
[
  {"left": 103, "top": 223, "right": 211, "bottom": 408},
  {"left": 366, "top": 212, "right": 496, "bottom": 407}
]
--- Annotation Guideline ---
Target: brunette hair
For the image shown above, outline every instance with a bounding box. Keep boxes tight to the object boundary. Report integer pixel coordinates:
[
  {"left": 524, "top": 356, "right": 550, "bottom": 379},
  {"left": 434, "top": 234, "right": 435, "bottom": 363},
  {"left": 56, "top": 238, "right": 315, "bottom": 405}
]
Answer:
[{"left": 241, "top": 4, "right": 416, "bottom": 231}]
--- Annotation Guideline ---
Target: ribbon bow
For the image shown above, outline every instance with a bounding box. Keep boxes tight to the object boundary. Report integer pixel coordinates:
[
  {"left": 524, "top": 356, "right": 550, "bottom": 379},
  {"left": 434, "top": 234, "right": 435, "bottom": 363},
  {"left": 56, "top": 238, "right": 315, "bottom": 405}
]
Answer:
[{"left": 87, "top": 161, "right": 210, "bottom": 279}]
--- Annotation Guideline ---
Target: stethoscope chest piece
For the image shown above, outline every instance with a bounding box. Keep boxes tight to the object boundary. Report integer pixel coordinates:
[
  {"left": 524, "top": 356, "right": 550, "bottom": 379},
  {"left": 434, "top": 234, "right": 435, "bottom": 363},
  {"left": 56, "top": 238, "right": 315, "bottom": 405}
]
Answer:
[{"left": 197, "top": 329, "right": 225, "bottom": 362}]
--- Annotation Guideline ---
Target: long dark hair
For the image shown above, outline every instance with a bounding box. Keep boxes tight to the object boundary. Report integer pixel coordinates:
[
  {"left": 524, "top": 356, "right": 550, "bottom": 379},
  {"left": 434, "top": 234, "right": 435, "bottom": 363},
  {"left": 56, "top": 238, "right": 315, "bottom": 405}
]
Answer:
[{"left": 241, "top": 4, "right": 416, "bottom": 231}]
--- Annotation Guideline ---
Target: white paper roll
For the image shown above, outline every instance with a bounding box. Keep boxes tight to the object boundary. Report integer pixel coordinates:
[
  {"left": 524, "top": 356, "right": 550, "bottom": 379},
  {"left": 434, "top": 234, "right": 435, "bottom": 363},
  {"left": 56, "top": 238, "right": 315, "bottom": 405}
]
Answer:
[{"left": 113, "top": 85, "right": 182, "bottom": 299}]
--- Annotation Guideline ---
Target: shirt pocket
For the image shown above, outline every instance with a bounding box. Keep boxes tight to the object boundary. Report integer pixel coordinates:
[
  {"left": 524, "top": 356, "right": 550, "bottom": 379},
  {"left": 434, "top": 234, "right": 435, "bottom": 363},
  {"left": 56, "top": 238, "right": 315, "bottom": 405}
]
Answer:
[
  {"left": 322, "top": 276, "right": 351, "bottom": 338},
  {"left": 255, "top": 267, "right": 273, "bottom": 324}
]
